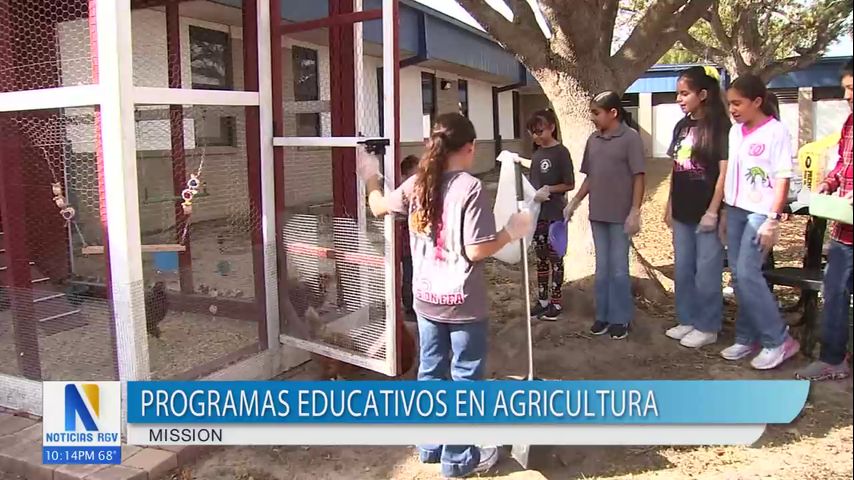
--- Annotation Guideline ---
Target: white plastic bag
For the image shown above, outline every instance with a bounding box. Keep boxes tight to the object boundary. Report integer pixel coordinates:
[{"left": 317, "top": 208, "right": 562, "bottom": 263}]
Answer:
[{"left": 492, "top": 151, "right": 540, "bottom": 264}]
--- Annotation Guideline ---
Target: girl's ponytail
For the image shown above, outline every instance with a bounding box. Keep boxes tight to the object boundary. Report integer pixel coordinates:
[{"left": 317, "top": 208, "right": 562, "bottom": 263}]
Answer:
[
  {"left": 412, "top": 113, "right": 476, "bottom": 236},
  {"left": 763, "top": 92, "right": 780, "bottom": 120}
]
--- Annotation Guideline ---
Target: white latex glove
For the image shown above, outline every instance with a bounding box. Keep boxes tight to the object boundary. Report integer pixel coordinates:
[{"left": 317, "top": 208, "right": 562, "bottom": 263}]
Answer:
[
  {"left": 505, "top": 210, "right": 533, "bottom": 241},
  {"left": 718, "top": 209, "right": 728, "bottom": 246},
  {"left": 563, "top": 198, "right": 580, "bottom": 221},
  {"left": 755, "top": 218, "right": 780, "bottom": 252},
  {"left": 533, "top": 186, "right": 551, "bottom": 203},
  {"left": 355, "top": 150, "right": 381, "bottom": 181},
  {"left": 696, "top": 211, "right": 718, "bottom": 233},
  {"left": 624, "top": 207, "right": 641, "bottom": 237},
  {"left": 846, "top": 190, "right": 853, "bottom": 206}
]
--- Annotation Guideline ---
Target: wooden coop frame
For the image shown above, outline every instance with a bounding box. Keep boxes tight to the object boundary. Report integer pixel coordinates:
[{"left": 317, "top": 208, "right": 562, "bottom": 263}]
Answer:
[{"left": 0, "top": 0, "right": 406, "bottom": 415}]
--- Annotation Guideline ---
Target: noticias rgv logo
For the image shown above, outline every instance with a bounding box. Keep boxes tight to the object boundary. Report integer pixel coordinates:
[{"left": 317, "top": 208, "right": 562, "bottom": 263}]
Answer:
[{"left": 44, "top": 383, "right": 118, "bottom": 443}]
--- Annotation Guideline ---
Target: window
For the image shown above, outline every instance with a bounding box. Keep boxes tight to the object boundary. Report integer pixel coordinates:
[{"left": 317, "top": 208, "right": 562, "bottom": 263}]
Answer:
[
  {"left": 292, "top": 46, "right": 321, "bottom": 136},
  {"left": 422, "top": 72, "right": 436, "bottom": 137},
  {"left": 189, "top": 26, "right": 232, "bottom": 90},
  {"left": 189, "top": 26, "right": 235, "bottom": 146},
  {"left": 813, "top": 86, "right": 844, "bottom": 101},
  {"left": 292, "top": 46, "right": 319, "bottom": 102},
  {"left": 458, "top": 79, "right": 469, "bottom": 117},
  {"left": 296, "top": 113, "right": 321, "bottom": 137}
]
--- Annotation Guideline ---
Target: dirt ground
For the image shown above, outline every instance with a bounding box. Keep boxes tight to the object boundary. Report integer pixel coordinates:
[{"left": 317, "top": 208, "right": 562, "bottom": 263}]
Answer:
[{"left": 181, "top": 158, "right": 853, "bottom": 480}]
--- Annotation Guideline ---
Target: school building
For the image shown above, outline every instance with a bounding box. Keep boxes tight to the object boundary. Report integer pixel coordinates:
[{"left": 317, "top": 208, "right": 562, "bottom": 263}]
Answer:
[{"left": 72, "top": 0, "right": 848, "bottom": 213}]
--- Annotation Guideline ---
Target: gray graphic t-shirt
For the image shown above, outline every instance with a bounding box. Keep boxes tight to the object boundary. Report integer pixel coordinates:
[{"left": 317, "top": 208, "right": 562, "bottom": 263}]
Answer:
[
  {"left": 529, "top": 144, "right": 574, "bottom": 221},
  {"left": 386, "top": 171, "right": 496, "bottom": 323}
]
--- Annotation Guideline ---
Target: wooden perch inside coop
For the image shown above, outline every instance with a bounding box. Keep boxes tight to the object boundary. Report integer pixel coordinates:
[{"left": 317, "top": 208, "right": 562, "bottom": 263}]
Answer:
[
  {"left": 285, "top": 242, "right": 385, "bottom": 267},
  {"left": 82, "top": 244, "right": 187, "bottom": 255}
]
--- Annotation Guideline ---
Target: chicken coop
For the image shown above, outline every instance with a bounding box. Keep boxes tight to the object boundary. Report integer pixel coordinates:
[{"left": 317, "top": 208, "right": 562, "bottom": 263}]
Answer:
[{"left": 0, "top": 0, "right": 406, "bottom": 415}]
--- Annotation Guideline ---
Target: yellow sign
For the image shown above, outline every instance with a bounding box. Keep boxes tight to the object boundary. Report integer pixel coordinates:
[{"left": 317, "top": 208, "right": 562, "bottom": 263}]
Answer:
[{"left": 797, "top": 133, "right": 841, "bottom": 191}]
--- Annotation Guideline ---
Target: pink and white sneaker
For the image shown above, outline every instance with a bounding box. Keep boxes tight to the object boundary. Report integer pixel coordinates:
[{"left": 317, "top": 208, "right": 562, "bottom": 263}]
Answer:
[
  {"left": 750, "top": 336, "right": 800, "bottom": 370},
  {"left": 720, "top": 342, "right": 760, "bottom": 361}
]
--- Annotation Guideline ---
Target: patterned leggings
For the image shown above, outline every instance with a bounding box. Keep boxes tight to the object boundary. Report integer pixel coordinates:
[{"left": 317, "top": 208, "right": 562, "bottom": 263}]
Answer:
[{"left": 532, "top": 220, "right": 564, "bottom": 304}]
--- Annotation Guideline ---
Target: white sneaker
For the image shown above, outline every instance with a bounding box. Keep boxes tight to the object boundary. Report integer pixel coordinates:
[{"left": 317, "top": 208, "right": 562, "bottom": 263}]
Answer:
[
  {"left": 720, "top": 343, "right": 757, "bottom": 361},
  {"left": 665, "top": 325, "right": 694, "bottom": 340},
  {"left": 750, "top": 336, "right": 800, "bottom": 370},
  {"left": 680, "top": 330, "right": 718, "bottom": 348}
]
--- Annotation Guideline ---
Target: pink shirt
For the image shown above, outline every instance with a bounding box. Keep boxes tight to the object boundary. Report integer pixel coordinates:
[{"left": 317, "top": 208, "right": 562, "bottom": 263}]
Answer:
[{"left": 724, "top": 117, "right": 794, "bottom": 214}]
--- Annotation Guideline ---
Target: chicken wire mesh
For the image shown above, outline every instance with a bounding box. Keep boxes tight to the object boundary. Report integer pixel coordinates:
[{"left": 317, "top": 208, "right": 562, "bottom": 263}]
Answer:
[
  {"left": 133, "top": 104, "right": 262, "bottom": 379},
  {"left": 0, "top": 109, "right": 117, "bottom": 382},
  {"left": 0, "top": 0, "right": 94, "bottom": 93},
  {"left": 130, "top": 2, "right": 250, "bottom": 91},
  {"left": 279, "top": 144, "right": 393, "bottom": 369}
]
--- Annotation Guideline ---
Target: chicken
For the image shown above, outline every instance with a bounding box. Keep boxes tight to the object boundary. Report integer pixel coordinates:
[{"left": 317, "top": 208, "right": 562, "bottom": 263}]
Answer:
[
  {"left": 287, "top": 273, "right": 334, "bottom": 320},
  {"left": 307, "top": 306, "right": 417, "bottom": 380},
  {"left": 144, "top": 281, "right": 168, "bottom": 338}
]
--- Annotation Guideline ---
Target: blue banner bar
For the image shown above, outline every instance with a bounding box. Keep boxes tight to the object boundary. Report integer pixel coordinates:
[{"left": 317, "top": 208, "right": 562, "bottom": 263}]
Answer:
[
  {"left": 126, "top": 380, "right": 808, "bottom": 424},
  {"left": 42, "top": 446, "right": 122, "bottom": 465}
]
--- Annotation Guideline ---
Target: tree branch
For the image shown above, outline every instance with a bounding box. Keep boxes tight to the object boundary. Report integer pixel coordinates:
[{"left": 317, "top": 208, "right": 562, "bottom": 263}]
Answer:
[
  {"left": 679, "top": 32, "right": 727, "bottom": 62},
  {"left": 705, "top": 1, "right": 732, "bottom": 51},
  {"left": 537, "top": 0, "right": 591, "bottom": 57},
  {"left": 612, "top": 0, "right": 714, "bottom": 89},
  {"left": 599, "top": 0, "right": 622, "bottom": 59},
  {"left": 756, "top": 12, "right": 840, "bottom": 81},
  {"left": 454, "top": 0, "right": 548, "bottom": 67}
]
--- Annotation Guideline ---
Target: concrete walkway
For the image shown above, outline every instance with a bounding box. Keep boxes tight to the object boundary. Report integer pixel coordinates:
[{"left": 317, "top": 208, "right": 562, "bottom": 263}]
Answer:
[{"left": 0, "top": 411, "right": 211, "bottom": 480}]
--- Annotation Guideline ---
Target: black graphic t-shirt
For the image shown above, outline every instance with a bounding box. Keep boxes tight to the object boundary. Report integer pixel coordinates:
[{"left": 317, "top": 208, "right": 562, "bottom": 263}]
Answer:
[
  {"left": 667, "top": 117, "right": 728, "bottom": 224},
  {"left": 529, "top": 144, "right": 574, "bottom": 222}
]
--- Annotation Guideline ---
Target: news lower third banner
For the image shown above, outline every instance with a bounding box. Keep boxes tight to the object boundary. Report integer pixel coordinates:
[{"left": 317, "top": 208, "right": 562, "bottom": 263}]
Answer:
[{"left": 125, "top": 380, "right": 809, "bottom": 446}]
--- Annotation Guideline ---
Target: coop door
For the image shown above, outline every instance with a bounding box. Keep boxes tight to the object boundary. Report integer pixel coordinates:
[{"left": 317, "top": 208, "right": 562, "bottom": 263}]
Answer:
[{"left": 272, "top": 0, "right": 400, "bottom": 376}]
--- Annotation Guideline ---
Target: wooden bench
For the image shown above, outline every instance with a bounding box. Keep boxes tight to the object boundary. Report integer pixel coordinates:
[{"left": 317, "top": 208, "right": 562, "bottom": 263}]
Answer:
[{"left": 763, "top": 266, "right": 825, "bottom": 357}]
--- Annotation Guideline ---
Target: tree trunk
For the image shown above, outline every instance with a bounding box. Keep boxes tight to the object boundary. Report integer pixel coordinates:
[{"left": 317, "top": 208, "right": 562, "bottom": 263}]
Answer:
[{"left": 533, "top": 69, "right": 670, "bottom": 303}]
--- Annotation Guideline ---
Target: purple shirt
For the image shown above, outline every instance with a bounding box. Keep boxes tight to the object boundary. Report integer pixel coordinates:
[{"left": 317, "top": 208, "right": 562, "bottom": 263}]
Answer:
[{"left": 387, "top": 171, "right": 497, "bottom": 323}]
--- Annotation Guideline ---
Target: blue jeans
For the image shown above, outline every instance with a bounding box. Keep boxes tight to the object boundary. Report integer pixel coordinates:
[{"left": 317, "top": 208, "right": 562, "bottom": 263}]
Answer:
[
  {"left": 673, "top": 220, "right": 724, "bottom": 333},
  {"left": 726, "top": 206, "right": 788, "bottom": 348},
  {"left": 417, "top": 316, "right": 487, "bottom": 477},
  {"left": 820, "top": 240, "right": 853, "bottom": 365},
  {"left": 591, "top": 221, "right": 633, "bottom": 326}
]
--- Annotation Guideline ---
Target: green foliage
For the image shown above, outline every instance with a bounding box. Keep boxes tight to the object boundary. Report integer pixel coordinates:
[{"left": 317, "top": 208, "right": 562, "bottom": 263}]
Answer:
[{"left": 676, "top": 0, "right": 853, "bottom": 77}]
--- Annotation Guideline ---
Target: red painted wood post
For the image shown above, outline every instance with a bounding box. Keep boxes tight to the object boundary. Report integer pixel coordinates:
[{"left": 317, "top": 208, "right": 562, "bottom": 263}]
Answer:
[
  {"left": 242, "top": 0, "right": 269, "bottom": 347},
  {"left": 0, "top": 123, "right": 43, "bottom": 380},
  {"left": 0, "top": 0, "right": 43, "bottom": 380},
  {"left": 329, "top": 0, "right": 357, "bottom": 219},
  {"left": 328, "top": 0, "right": 360, "bottom": 313},
  {"left": 270, "top": 0, "right": 290, "bottom": 339},
  {"left": 389, "top": 0, "right": 408, "bottom": 376},
  {"left": 166, "top": 1, "right": 195, "bottom": 294}
]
